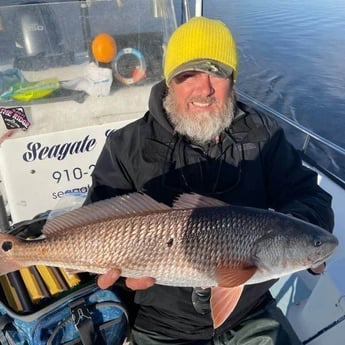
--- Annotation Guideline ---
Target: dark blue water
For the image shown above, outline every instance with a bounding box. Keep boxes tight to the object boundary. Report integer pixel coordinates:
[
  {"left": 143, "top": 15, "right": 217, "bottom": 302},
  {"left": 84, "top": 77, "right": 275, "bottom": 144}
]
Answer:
[
  {"left": 201, "top": 0, "right": 345, "bottom": 179},
  {"left": 204, "top": 0, "right": 345, "bottom": 146}
]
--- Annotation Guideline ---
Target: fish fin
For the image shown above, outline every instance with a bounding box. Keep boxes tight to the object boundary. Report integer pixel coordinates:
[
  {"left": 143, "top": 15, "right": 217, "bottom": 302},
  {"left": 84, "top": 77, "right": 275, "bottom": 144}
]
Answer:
[
  {"left": 42, "top": 193, "right": 170, "bottom": 237},
  {"left": 0, "top": 233, "right": 25, "bottom": 275},
  {"left": 173, "top": 193, "right": 229, "bottom": 209},
  {"left": 216, "top": 266, "right": 257, "bottom": 287},
  {"left": 211, "top": 286, "right": 244, "bottom": 328}
]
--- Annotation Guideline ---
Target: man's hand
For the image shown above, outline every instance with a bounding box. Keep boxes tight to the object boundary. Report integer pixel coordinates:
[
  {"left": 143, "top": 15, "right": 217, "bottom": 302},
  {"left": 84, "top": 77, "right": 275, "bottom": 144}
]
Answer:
[
  {"left": 308, "top": 263, "right": 326, "bottom": 275},
  {"left": 97, "top": 268, "right": 155, "bottom": 290}
]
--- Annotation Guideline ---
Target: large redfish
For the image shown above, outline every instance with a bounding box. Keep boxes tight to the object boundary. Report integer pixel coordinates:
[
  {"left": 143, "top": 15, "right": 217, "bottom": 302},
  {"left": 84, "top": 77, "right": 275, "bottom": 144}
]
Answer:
[{"left": 0, "top": 193, "right": 338, "bottom": 328}]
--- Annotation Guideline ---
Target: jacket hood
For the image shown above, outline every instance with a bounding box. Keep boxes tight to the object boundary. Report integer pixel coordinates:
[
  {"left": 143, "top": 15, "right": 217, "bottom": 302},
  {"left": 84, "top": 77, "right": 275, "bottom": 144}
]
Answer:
[{"left": 148, "top": 80, "right": 175, "bottom": 134}]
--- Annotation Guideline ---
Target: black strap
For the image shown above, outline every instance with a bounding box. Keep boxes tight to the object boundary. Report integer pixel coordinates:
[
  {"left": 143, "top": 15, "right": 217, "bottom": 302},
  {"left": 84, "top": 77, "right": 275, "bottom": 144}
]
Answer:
[{"left": 69, "top": 298, "right": 99, "bottom": 345}]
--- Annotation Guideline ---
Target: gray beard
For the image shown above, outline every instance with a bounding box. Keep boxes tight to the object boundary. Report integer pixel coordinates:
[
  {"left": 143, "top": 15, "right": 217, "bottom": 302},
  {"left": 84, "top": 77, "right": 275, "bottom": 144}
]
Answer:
[{"left": 164, "top": 90, "right": 235, "bottom": 144}]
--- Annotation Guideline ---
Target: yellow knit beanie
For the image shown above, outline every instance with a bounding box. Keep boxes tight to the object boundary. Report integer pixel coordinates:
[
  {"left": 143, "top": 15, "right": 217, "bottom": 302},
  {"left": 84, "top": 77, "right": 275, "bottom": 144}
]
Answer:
[{"left": 164, "top": 16, "right": 237, "bottom": 84}]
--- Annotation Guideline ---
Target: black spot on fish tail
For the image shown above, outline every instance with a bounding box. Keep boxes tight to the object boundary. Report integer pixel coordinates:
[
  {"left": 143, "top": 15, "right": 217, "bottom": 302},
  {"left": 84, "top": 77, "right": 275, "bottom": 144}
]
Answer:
[
  {"left": 167, "top": 238, "right": 174, "bottom": 247},
  {"left": 2, "top": 241, "right": 12, "bottom": 252}
]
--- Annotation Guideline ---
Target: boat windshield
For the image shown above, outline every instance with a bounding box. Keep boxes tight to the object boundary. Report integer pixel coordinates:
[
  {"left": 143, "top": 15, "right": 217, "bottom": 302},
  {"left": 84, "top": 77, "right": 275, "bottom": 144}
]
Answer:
[{"left": 0, "top": 0, "right": 177, "bottom": 223}]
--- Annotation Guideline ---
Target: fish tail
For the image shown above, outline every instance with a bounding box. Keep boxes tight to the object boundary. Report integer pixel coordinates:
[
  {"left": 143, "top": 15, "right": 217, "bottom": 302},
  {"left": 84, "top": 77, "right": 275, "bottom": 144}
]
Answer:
[{"left": 0, "top": 233, "right": 25, "bottom": 275}]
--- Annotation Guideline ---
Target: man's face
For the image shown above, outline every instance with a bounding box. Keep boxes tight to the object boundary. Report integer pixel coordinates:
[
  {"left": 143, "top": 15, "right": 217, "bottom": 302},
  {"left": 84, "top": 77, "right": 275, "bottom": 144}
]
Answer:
[{"left": 164, "top": 71, "right": 235, "bottom": 144}]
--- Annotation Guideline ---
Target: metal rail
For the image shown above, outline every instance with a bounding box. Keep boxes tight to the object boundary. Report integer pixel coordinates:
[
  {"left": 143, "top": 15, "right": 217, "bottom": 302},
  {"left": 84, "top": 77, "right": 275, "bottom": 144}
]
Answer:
[
  {"left": 237, "top": 89, "right": 345, "bottom": 157},
  {"left": 236, "top": 89, "right": 345, "bottom": 186},
  {"left": 187, "top": 1, "right": 345, "bottom": 162}
]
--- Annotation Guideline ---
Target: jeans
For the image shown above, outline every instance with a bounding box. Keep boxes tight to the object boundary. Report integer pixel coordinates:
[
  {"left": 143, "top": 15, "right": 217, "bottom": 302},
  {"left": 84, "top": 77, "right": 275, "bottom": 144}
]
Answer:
[{"left": 129, "top": 301, "right": 302, "bottom": 345}]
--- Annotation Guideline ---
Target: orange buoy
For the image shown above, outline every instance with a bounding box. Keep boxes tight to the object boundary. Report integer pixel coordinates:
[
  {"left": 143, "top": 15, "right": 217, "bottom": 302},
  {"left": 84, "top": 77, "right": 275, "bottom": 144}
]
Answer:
[{"left": 91, "top": 33, "right": 117, "bottom": 63}]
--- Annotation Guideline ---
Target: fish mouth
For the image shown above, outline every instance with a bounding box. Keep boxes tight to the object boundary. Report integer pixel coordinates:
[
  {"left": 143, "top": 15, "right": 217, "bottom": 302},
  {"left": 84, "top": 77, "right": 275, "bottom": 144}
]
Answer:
[{"left": 310, "top": 252, "right": 334, "bottom": 268}]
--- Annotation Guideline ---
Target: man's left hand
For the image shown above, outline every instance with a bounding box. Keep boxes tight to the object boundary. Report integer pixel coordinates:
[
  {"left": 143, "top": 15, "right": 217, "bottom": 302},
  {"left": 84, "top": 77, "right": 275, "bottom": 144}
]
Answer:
[{"left": 308, "top": 263, "right": 326, "bottom": 275}]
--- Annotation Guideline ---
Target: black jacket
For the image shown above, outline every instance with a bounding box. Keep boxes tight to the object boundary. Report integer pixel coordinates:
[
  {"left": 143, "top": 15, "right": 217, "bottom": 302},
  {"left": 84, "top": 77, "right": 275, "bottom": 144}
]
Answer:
[{"left": 85, "top": 80, "right": 334, "bottom": 339}]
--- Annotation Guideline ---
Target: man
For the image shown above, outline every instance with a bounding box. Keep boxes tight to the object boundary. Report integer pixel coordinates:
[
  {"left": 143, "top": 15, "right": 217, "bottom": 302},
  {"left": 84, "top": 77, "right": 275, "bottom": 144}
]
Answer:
[{"left": 85, "top": 17, "right": 334, "bottom": 344}]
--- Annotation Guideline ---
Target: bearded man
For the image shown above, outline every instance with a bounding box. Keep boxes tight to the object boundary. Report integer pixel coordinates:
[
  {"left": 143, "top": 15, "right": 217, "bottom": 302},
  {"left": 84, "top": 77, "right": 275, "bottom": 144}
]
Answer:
[{"left": 85, "top": 16, "right": 333, "bottom": 345}]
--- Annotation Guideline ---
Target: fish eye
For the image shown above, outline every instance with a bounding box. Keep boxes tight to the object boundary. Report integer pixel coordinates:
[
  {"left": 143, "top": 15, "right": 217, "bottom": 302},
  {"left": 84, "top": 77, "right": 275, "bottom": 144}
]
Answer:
[
  {"left": 314, "top": 240, "right": 323, "bottom": 247},
  {"left": 2, "top": 241, "right": 12, "bottom": 252}
]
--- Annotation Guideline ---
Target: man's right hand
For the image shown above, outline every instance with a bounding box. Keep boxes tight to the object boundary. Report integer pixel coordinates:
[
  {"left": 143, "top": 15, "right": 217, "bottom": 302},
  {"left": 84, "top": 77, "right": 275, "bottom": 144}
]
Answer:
[{"left": 97, "top": 268, "right": 155, "bottom": 290}]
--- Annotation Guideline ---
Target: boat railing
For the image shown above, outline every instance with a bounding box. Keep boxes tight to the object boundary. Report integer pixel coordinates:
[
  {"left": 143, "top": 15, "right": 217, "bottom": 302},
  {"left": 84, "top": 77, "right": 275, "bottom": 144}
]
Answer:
[{"left": 237, "top": 89, "right": 345, "bottom": 188}]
